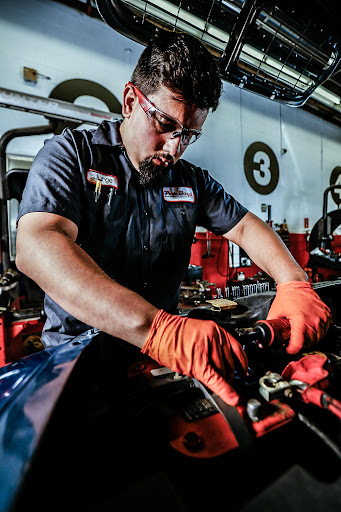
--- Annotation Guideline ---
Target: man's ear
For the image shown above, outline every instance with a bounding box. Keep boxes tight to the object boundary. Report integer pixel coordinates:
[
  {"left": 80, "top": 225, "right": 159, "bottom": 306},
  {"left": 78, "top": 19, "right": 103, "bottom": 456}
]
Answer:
[{"left": 122, "top": 84, "right": 136, "bottom": 118}]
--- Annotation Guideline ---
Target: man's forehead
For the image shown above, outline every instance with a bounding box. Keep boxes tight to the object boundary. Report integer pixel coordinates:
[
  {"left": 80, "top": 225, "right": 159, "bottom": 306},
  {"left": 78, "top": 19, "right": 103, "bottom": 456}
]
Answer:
[
  {"left": 148, "top": 84, "right": 181, "bottom": 101},
  {"left": 149, "top": 84, "right": 208, "bottom": 115}
]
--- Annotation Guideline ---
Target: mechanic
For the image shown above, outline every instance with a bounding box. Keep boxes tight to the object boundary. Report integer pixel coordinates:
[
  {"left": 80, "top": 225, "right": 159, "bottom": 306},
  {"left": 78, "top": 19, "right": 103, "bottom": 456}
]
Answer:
[{"left": 16, "top": 31, "right": 331, "bottom": 405}]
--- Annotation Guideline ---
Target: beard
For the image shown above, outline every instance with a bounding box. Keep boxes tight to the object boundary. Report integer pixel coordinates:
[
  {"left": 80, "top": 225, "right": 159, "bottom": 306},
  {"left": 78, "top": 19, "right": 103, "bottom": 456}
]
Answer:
[{"left": 137, "top": 154, "right": 173, "bottom": 187}]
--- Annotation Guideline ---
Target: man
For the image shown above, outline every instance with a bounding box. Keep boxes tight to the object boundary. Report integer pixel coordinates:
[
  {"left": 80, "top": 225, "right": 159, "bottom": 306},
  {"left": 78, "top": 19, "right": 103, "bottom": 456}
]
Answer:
[{"left": 16, "top": 31, "right": 331, "bottom": 405}]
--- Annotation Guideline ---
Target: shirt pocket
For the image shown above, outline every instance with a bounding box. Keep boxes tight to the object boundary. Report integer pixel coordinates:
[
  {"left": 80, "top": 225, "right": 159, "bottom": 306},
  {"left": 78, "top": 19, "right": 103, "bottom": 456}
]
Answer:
[
  {"left": 164, "top": 202, "right": 197, "bottom": 253},
  {"left": 79, "top": 190, "right": 128, "bottom": 259}
]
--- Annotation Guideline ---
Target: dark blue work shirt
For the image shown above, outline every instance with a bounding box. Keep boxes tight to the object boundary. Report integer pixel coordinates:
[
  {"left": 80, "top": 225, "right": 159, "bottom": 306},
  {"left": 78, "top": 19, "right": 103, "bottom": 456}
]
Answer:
[{"left": 18, "top": 121, "right": 248, "bottom": 347}]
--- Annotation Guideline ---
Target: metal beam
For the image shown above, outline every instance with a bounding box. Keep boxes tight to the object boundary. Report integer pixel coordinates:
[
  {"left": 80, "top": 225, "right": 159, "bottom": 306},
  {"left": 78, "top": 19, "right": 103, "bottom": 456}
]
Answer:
[{"left": 0, "top": 87, "right": 122, "bottom": 125}]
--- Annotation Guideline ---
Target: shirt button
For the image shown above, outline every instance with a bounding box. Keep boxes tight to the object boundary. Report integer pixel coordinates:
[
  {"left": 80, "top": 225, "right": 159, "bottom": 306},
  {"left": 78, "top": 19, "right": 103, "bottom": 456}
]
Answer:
[
  {"left": 143, "top": 282, "right": 148, "bottom": 288},
  {"left": 143, "top": 209, "right": 148, "bottom": 216},
  {"left": 143, "top": 245, "right": 148, "bottom": 251}
]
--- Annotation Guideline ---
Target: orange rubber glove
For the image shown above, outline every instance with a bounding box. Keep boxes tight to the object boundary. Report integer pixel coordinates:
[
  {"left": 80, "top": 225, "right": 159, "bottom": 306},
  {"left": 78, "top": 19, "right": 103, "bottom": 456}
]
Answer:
[
  {"left": 141, "top": 310, "right": 248, "bottom": 405},
  {"left": 266, "top": 281, "right": 332, "bottom": 354}
]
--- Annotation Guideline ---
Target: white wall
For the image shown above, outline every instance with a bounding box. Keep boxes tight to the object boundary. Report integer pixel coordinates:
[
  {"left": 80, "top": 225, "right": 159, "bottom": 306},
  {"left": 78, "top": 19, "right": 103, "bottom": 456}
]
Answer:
[
  {"left": 185, "top": 85, "right": 341, "bottom": 233},
  {"left": 1, "top": 0, "right": 341, "bottom": 233}
]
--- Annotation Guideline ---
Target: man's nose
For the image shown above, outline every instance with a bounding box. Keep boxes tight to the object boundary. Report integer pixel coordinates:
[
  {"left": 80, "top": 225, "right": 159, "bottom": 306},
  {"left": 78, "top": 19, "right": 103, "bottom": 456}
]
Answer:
[{"left": 162, "top": 135, "right": 182, "bottom": 157}]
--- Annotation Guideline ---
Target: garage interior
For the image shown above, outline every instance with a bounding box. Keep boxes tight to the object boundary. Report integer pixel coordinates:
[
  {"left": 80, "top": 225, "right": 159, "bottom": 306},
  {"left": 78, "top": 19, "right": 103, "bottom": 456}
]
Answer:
[{"left": 0, "top": 1, "right": 341, "bottom": 511}]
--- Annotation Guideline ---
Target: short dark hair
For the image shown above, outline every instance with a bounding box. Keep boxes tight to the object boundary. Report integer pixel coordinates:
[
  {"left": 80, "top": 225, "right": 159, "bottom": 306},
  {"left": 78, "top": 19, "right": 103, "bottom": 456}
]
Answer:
[{"left": 130, "top": 31, "right": 223, "bottom": 111}]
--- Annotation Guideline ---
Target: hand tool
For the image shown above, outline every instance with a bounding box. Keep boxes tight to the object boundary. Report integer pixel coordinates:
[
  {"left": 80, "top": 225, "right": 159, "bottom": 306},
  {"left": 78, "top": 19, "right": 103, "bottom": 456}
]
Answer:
[{"left": 235, "top": 317, "right": 291, "bottom": 349}]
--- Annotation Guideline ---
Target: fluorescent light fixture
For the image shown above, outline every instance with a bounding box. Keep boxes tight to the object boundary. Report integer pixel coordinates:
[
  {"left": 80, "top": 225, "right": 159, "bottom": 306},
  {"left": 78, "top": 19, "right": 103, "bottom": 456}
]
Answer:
[
  {"left": 313, "top": 86, "right": 341, "bottom": 105},
  {"left": 311, "top": 86, "right": 341, "bottom": 106},
  {"left": 240, "top": 44, "right": 314, "bottom": 93},
  {"left": 122, "top": 0, "right": 341, "bottom": 108},
  {"left": 123, "top": 0, "right": 229, "bottom": 52}
]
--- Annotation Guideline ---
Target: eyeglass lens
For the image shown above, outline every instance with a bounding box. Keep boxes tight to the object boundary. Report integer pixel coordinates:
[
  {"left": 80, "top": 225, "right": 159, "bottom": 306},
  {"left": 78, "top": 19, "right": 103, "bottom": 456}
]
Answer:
[
  {"left": 149, "top": 110, "right": 199, "bottom": 145},
  {"left": 129, "top": 82, "right": 201, "bottom": 145}
]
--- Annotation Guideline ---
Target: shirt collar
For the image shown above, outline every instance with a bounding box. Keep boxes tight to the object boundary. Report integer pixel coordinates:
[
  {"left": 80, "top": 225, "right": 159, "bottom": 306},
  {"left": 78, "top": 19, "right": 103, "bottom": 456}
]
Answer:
[{"left": 91, "top": 120, "right": 123, "bottom": 147}]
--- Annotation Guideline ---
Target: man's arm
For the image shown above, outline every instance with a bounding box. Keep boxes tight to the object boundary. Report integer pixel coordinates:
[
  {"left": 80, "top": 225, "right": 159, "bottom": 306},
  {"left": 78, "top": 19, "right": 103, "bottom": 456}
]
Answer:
[
  {"left": 16, "top": 210, "right": 248, "bottom": 405},
  {"left": 224, "top": 211, "right": 331, "bottom": 353},
  {"left": 224, "top": 211, "right": 308, "bottom": 283},
  {"left": 16, "top": 211, "right": 158, "bottom": 348}
]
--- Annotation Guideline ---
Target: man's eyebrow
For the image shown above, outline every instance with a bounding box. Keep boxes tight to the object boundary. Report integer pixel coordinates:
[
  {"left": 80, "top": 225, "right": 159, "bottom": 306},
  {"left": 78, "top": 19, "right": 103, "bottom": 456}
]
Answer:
[{"left": 172, "top": 96, "right": 189, "bottom": 104}]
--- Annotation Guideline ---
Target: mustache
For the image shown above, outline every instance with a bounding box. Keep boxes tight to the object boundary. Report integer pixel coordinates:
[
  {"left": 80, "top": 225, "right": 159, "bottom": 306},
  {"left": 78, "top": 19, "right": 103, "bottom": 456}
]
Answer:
[{"left": 149, "top": 152, "right": 174, "bottom": 166}]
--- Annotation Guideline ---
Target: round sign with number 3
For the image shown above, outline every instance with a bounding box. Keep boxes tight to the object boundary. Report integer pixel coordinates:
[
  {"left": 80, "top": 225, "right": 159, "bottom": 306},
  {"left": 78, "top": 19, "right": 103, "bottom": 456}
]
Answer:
[{"left": 244, "top": 142, "right": 279, "bottom": 195}]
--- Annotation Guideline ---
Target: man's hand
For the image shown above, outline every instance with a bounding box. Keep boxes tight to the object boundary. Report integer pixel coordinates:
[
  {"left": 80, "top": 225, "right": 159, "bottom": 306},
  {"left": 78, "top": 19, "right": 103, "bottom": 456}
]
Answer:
[
  {"left": 142, "top": 310, "right": 248, "bottom": 405},
  {"left": 266, "top": 281, "right": 332, "bottom": 354}
]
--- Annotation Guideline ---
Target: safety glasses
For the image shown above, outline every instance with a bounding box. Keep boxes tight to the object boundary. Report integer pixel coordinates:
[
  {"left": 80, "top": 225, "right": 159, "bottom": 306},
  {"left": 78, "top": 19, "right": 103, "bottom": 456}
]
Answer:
[{"left": 127, "top": 82, "right": 202, "bottom": 146}]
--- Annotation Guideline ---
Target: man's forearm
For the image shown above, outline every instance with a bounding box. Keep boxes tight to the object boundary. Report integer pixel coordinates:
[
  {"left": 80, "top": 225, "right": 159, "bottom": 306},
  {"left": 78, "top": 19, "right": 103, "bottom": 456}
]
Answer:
[
  {"left": 225, "top": 212, "right": 308, "bottom": 284},
  {"left": 16, "top": 224, "right": 158, "bottom": 348}
]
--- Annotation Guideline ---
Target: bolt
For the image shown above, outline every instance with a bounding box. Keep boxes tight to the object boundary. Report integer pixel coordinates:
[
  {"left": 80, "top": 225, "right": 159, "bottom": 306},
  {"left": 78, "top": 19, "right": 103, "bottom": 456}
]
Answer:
[
  {"left": 183, "top": 431, "right": 204, "bottom": 452},
  {"left": 284, "top": 388, "right": 294, "bottom": 398}
]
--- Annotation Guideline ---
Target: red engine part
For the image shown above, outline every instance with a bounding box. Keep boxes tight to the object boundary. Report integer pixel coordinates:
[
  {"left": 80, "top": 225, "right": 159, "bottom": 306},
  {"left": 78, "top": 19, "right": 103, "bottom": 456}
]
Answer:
[
  {"left": 282, "top": 353, "right": 341, "bottom": 419},
  {"left": 282, "top": 353, "right": 331, "bottom": 390},
  {"left": 128, "top": 360, "right": 295, "bottom": 459}
]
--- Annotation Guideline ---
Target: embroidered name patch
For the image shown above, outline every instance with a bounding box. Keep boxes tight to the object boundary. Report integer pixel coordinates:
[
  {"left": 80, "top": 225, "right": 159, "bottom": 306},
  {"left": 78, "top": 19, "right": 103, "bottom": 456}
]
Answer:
[
  {"left": 163, "top": 187, "right": 195, "bottom": 203},
  {"left": 87, "top": 169, "right": 119, "bottom": 189}
]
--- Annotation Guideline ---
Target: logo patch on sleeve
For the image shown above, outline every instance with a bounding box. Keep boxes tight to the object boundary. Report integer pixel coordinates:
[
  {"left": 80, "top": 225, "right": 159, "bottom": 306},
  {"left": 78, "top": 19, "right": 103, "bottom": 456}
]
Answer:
[
  {"left": 163, "top": 187, "right": 195, "bottom": 203},
  {"left": 87, "top": 169, "right": 119, "bottom": 189}
]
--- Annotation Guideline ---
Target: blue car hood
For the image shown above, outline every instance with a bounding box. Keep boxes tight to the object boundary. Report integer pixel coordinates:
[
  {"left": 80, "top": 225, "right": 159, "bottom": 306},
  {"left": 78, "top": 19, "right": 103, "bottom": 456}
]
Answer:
[{"left": 0, "top": 329, "right": 99, "bottom": 512}]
